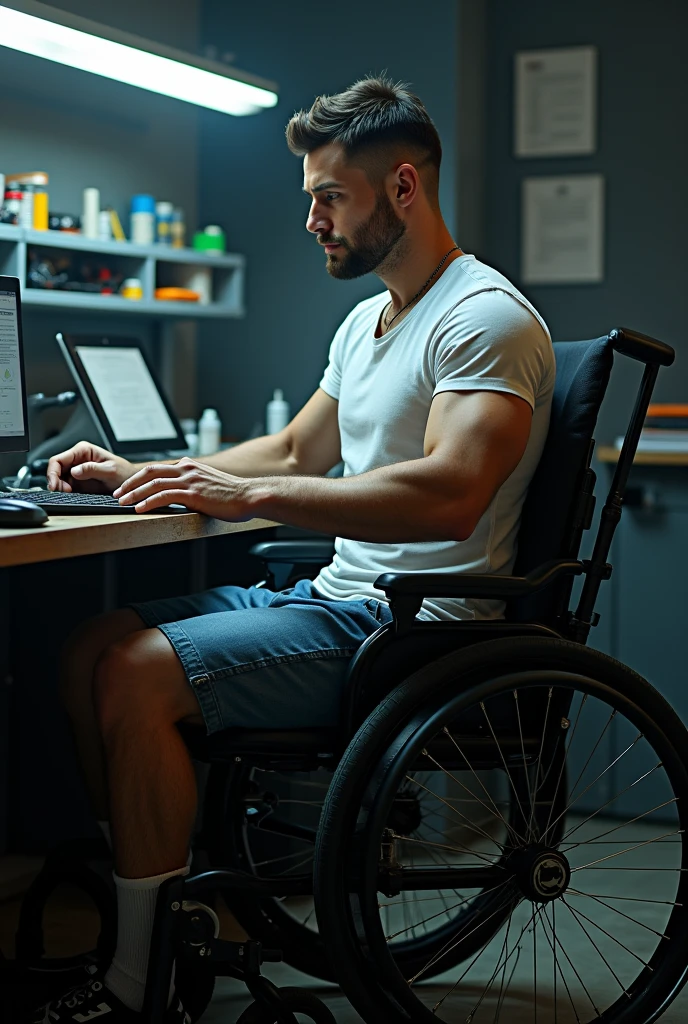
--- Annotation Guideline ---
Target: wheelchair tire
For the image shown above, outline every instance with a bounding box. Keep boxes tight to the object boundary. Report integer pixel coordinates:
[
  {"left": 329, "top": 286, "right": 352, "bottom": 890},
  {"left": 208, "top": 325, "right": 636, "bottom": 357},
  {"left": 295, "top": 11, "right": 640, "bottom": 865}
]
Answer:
[
  {"left": 315, "top": 637, "right": 688, "bottom": 1024},
  {"left": 236, "top": 986, "right": 336, "bottom": 1023}
]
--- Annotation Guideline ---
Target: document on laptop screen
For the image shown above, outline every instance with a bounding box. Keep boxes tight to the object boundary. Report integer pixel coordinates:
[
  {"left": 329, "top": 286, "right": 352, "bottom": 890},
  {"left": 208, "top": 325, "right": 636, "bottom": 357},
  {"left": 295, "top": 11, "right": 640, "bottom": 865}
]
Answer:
[
  {"left": 0, "top": 290, "right": 26, "bottom": 436},
  {"left": 76, "top": 345, "right": 179, "bottom": 442}
]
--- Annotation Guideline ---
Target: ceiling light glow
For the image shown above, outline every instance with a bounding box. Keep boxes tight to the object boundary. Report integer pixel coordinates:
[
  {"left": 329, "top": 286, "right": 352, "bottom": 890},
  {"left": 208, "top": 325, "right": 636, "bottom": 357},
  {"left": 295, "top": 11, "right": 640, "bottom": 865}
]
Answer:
[{"left": 0, "top": 3, "right": 278, "bottom": 115}]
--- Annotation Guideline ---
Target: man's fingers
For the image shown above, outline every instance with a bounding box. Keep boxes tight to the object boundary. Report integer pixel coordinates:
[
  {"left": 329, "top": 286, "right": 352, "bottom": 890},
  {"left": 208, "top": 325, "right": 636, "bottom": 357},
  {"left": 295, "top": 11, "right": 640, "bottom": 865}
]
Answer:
[
  {"left": 118, "top": 476, "right": 188, "bottom": 505},
  {"left": 115, "top": 463, "right": 185, "bottom": 497},
  {"left": 133, "top": 490, "right": 189, "bottom": 513},
  {"left": 72, "top": 461, "right": 117, "bottom": 480}
]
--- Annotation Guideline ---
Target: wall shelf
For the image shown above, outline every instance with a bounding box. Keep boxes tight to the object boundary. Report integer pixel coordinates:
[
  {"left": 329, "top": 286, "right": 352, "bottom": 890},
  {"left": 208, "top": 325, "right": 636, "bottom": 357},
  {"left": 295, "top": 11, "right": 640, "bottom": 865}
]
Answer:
[
  {"left": 0, "top": 226, "right": 244, "bottom": 319},
  {"left": 597, "top": 445, "right": 688, "bottom": 466}
]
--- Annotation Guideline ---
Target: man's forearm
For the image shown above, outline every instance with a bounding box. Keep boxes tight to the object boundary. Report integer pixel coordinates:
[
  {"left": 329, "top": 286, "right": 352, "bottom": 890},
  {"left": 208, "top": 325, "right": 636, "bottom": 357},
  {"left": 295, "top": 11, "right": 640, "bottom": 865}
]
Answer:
[
  {"left": 244, "top": 460, "right": 473, "bottom": 543},
  {"left": 135, "top": 433, "right": 296, "bottom": 477}
]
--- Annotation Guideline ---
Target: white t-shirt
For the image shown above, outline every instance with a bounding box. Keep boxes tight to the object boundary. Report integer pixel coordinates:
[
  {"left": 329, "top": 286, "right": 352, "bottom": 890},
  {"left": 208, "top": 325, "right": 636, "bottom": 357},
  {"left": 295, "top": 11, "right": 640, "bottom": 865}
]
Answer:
[{"left": 313, "top": 254, "right": 555, "bottom": 621}]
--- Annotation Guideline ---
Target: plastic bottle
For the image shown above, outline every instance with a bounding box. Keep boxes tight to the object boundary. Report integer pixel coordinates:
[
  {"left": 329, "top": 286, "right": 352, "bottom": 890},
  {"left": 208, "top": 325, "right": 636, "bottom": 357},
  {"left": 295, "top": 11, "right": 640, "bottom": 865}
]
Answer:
[
  {"left": 82, "top": 187, "right": 100, "bottom": 239},
  {"left": 266, "top": 389, "right": 290, "bottom": 434},
  {"left": 130, "top": 194, "right": 155, "bottom": 245},
  {"left": 197, "top": 408, "right": 221, "bottom": 456},
  {"left": 155, "top": 201, "right": 173, "bottom": 244}
]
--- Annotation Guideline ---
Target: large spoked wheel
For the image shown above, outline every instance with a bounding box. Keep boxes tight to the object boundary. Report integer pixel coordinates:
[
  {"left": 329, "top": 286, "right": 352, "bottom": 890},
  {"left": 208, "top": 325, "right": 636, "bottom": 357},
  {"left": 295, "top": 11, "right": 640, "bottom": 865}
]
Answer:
[
  {"left": 315, "top": 637, "right": 688, "bottom": 1024},
  {"left": 205, "top": 751, "right": 536, "bottom": 983}
]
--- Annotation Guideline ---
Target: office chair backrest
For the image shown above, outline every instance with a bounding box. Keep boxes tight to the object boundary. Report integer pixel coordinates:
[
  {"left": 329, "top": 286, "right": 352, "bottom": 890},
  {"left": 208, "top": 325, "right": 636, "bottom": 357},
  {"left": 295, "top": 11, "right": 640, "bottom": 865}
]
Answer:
[{"left": 508, "top": 337, "right": 614, "bottom": 625}]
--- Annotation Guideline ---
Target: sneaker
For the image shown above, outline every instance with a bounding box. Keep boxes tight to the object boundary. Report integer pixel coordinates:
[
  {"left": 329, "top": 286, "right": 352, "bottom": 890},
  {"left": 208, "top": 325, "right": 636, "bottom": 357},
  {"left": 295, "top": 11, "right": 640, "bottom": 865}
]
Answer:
[{"left": 28, "top": 966, "right": 190, "bottom": 1023}]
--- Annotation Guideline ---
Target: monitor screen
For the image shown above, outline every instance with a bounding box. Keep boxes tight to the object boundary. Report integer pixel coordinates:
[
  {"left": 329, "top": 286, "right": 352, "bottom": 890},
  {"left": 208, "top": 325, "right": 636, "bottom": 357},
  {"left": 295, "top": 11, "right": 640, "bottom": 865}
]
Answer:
[
  {"left": 56, "top": 334, "right": 187, "bottom": 456},
  {"left": 74, "top": 345, "right": 178, "bottom": 443},
  {"left": 0, "top": 280, "right": 29, "bottom": 453}
]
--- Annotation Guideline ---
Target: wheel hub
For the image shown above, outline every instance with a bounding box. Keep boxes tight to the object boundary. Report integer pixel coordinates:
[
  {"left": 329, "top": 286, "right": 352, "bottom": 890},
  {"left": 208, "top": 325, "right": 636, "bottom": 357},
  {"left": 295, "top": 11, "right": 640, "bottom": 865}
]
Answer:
[{"left": 508, "top": 845, "right": 571, "bottom": 902}]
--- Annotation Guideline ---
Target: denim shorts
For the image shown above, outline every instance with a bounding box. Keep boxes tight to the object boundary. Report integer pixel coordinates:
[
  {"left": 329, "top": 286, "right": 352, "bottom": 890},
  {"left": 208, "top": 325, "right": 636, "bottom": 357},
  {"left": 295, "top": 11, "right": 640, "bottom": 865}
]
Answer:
[{"left": 130, "top": 579, "right": 393, "bottom": 734}]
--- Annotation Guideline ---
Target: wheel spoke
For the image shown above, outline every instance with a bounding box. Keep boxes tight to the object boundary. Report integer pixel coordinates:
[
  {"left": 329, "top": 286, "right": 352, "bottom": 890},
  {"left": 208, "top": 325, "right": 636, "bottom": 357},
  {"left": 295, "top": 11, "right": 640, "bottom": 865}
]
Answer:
[
  {"left": 539, "top": 902, "right": 590, "bottom": 1021},
  {"left": 441, "top": 726, "right": 525, "bottom": 845},
  {"left": 567, "top": 889, "right": 681, "bottom": 907},
  {"left": 524, "top": 686, "right": 554, "bottom": 842},
  {"left": 406, "top": 883, "right": 517, "bottom": 984},
  {"left": 556, "top": 765, "right": 666, "bottom": 846},
  {"left": 406, "top": 774, "right": 508, "bottom": 852},
  {"left": 480, "top": 700, "right": 530, "bottom": 838},
  {"left": 563, "top": 900, "right": 654, "bottom": 968},
  {"left": 571, "top": 830, "right": 682, "bottom": 872},
  {"left": 433, "top": 900, "right": 535, "bottom": 1017},
  {"left": 541, "top": 731, "right": 645, "bottom": 844},
  {"left": 563, "top": 897, "right": 632, "bottom": 1000},
  {"left": 566, "top": 889, "right": 669, "bottom": 939}
]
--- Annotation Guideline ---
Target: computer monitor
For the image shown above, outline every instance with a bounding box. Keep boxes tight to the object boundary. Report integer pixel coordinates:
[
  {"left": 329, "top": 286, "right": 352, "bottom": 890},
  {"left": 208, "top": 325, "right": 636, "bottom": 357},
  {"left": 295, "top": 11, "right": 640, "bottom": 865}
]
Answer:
[
  {"left": 56, "top": 333, "right": 187, "bottom": 456},
  {"left": 0, "top": 276, "right": 30, "bottom": 454}
]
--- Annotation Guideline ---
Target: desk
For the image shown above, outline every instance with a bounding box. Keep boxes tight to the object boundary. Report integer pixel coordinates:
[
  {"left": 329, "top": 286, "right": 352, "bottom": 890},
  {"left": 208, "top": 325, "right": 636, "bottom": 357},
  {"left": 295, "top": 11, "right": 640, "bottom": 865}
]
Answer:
[
  {"left": 0, "top": 512, "right": 278, "bottom": 568},
  {"left": 0, "top": 512, "right": 277, "bottom": 860}
]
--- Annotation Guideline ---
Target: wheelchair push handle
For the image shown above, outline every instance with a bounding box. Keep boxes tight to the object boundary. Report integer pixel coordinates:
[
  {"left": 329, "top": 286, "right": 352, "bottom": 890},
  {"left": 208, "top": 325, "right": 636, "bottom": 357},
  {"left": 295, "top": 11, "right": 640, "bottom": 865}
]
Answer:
[{"left": 610, "top": 327, "right": 675, "bottom": 367}]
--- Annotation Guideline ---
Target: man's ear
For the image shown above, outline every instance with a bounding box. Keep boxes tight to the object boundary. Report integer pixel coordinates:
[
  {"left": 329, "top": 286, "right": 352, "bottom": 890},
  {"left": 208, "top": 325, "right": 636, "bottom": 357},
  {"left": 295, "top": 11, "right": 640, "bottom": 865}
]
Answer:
[{"left": 394, "top": 162, "right": 420, "bottom": 208}]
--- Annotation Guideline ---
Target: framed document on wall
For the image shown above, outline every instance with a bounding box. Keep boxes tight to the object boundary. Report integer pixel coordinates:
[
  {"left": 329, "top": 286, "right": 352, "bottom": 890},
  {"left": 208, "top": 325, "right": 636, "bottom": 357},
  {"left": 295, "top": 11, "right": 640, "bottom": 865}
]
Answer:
[
  {"left": 515, "top": 46, "right": 597, "bottom": 158},
  {"left": 521, "top": 174, "right": 605, "bottom": 284}
]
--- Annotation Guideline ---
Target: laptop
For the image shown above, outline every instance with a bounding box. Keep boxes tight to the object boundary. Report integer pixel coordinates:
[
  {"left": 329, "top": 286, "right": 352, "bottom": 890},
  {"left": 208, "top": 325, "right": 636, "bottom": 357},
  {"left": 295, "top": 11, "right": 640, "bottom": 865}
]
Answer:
[{"left": 0, "top": 275, "right": 188, "bottom": 515}]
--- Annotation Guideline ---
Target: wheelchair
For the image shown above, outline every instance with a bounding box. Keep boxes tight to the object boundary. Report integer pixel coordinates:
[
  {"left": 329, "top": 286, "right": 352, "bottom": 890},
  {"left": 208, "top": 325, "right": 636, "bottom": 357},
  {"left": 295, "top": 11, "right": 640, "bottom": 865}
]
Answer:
[{"left": 3, "top": 326, "right": 685, "bottom": 1024}]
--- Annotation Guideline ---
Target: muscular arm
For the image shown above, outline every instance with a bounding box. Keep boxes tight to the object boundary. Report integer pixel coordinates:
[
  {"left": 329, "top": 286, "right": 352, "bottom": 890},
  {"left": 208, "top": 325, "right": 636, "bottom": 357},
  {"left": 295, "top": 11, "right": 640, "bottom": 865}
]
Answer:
[
  {"left": 119, "top": 389, "right": 533, "bottom": 539},
  {"left": 242, "top": 390, "right": 533, "bottom": 541}
]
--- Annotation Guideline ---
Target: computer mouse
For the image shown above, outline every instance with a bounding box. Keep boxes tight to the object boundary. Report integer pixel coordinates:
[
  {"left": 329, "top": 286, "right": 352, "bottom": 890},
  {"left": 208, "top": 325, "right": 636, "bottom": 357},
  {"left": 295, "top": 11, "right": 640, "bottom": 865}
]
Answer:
[{"left": 0, "top": 497, "right": 48, "bottom": 527}]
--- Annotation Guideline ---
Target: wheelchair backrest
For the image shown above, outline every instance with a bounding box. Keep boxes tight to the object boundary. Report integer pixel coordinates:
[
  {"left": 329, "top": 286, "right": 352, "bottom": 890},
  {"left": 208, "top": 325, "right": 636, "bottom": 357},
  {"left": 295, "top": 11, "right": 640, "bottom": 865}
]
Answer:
[{"left": 507, "top": 337, "right": 614, "bottom": 626}]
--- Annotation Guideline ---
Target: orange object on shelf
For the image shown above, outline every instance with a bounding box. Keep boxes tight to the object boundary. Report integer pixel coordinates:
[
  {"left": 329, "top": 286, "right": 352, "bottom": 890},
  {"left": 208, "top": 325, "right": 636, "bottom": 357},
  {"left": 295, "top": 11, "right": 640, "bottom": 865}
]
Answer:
[
  {"left": 154, "top": 287, "right": 200, "bottom": 302},
  {"left": 646, "top": 404, "right": 688, "bottom": 418}
]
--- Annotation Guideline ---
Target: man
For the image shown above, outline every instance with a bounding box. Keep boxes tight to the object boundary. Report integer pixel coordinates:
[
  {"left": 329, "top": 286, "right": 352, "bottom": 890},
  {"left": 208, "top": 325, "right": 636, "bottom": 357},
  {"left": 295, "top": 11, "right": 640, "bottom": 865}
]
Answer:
[{"left": 31, "top": 76, "right": 554, "bottom": 1021}]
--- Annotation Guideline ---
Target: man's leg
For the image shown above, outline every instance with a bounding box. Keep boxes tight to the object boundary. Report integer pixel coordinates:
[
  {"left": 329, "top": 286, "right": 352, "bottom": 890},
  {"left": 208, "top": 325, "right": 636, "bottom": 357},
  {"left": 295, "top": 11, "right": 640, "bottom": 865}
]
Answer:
[
  {"left": 58, "top": 608, "right": 148, "bottom": 823},
  {"left": 83, "top": 627, "right": 205, "bottom": 1015},
  {"left": 92, "top": 628, "right": 204, "bottom": 877}
]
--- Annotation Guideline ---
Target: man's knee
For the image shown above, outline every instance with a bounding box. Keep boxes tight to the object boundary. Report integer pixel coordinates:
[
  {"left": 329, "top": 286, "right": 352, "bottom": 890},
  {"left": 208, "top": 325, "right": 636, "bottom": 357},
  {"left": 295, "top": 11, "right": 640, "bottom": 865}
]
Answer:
[
  {"left": 93, "top": 629, "right": 201, "bottom": 735},
  {"left": 58, "top": 608, "right": 146, "bottom": 707}
]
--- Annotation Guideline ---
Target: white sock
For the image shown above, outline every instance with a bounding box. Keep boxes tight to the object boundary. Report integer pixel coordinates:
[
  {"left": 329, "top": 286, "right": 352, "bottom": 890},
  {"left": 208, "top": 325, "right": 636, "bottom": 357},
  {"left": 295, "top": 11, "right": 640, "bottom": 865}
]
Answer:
[
  {"left": 104, "top": 864, "right": 190, "bottom": 1013},
  {"left": 97, "top": 820, "right": 193, "bottom": 870}
]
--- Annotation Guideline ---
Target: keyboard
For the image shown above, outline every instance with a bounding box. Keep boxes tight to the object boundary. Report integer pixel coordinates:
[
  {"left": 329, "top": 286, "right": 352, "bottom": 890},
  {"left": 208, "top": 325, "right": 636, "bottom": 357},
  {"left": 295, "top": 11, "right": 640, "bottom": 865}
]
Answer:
[{"left": 19, "top": 489, "right": 139, "bottom": 514}]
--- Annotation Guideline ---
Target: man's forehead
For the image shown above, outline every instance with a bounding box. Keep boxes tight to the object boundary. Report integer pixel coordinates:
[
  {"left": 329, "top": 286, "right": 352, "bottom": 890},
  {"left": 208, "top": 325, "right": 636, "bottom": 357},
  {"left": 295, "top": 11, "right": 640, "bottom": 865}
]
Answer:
[{"left": 303, "top": 145, "right": 348, "bottom": 188}]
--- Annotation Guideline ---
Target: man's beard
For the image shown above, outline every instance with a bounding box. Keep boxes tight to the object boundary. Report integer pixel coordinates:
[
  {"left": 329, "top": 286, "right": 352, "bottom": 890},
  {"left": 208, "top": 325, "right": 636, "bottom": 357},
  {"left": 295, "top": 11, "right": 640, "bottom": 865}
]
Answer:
[{"left": 321, "top": 191, "right": 407, "bottom": 280}]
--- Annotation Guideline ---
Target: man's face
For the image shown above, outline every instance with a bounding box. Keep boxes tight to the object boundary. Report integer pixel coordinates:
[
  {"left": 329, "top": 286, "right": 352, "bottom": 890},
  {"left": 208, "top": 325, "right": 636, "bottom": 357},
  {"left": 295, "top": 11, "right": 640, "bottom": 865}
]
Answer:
[{"left": 303, "top": 144, "right": 406, "bottom": 279}]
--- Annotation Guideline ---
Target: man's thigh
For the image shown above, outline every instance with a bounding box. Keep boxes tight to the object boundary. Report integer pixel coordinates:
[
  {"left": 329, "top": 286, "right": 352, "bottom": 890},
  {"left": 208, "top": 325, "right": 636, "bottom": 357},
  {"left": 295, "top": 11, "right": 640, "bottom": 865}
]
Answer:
[{"left": 131, "top": 581, "right": 391, "bottom": 734}]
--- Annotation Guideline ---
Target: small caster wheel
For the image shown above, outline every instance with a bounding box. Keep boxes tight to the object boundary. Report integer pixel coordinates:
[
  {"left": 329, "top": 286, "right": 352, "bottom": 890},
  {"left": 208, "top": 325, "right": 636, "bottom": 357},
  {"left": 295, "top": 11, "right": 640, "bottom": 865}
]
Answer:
[{"left": 237, "top": 986, "right": 336, "bottom": 1023}]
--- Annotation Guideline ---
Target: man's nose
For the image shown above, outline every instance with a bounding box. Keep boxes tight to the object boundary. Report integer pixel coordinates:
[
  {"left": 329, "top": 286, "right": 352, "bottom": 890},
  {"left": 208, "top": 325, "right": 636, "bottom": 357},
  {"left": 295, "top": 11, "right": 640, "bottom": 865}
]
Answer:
[{"left": 306, "top": 204, "right": 332, "bottom": 235}]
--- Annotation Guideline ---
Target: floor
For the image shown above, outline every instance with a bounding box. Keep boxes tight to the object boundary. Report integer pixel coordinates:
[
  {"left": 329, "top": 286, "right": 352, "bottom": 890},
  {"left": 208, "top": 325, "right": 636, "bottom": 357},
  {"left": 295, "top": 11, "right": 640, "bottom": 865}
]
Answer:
[{"left": 2, "top": 819, "right": 688, "bottom": 1023}]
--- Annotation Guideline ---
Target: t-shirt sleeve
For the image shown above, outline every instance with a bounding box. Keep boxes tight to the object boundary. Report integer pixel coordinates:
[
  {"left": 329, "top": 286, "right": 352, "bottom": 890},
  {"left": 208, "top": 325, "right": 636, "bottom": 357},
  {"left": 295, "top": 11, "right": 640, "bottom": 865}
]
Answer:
[
  {"left": 319, "top": 321, "right": 346, "bottom": 400},
  {"left": 431, "top": 289, "right": 552, "bottom": 411}
]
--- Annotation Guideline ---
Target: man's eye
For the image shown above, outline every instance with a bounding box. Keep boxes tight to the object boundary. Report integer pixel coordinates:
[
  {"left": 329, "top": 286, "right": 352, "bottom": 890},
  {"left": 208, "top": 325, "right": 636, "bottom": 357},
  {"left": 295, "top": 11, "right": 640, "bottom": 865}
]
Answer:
[{"left": 325, "top": 193, "right": 340, "bottom": 202}]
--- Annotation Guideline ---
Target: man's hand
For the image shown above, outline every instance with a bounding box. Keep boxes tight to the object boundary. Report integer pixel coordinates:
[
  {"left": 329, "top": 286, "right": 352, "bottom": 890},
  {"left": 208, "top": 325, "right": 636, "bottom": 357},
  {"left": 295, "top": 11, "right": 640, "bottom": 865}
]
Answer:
[
  {"left": 114, "top": 458, "right": 254, "bottom": 519},
  {"left": 47, "top": 442, "right": 136, "bottom": 494}
]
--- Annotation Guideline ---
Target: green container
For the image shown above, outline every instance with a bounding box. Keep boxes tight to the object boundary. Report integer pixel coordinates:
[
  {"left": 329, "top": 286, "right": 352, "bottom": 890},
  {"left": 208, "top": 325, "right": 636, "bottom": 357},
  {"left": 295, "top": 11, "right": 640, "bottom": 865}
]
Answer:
[{"left": 192, "top": 226, "right": 226, "bottom": 253}]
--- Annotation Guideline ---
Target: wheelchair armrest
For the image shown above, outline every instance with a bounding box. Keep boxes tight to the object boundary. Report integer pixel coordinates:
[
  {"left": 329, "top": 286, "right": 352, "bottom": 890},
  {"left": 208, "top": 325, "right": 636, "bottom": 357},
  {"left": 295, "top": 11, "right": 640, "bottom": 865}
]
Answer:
[
  {"left": 249, "top": 539, "right": 336, "bottom": 564},
  {"left": 375, "top": 559, "right": 584, "bottom": 633}
]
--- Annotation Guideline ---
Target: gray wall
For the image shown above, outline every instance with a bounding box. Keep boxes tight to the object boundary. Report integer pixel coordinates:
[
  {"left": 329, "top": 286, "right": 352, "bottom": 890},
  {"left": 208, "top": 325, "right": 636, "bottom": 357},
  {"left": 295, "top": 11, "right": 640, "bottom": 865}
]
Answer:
[
  {"left": 0, "top": 0, "right": 202, "bottom": 468},
  {"left": 484, "top": 0, "right": 688, "bottom": 441},
  {"left": 197, "top": 0, "right": 460, "bottom": 439}
]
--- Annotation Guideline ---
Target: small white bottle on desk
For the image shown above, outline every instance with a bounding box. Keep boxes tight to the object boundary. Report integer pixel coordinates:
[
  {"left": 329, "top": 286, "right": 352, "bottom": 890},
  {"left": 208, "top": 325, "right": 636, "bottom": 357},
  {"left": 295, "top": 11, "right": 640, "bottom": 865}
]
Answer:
[
  {"left": 266, "top": 389, "right": 290, "bottom": 434},
  {"left": 197, "top": 408, "right": 221, "bottom": 455}
]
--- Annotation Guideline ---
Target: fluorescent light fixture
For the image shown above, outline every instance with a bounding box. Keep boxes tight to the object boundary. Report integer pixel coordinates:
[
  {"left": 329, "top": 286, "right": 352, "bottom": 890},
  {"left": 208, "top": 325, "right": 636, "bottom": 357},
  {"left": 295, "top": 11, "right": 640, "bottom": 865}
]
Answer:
[{"left": 0, "top": 1, "right": 278, "bottom": 116}]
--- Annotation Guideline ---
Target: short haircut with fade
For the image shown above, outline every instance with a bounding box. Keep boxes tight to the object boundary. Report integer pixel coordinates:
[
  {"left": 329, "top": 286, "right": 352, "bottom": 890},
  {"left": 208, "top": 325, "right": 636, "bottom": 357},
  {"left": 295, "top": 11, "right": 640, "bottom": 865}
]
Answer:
[{"left": 286, "top": 76, "right": 442, "bottom": 206}]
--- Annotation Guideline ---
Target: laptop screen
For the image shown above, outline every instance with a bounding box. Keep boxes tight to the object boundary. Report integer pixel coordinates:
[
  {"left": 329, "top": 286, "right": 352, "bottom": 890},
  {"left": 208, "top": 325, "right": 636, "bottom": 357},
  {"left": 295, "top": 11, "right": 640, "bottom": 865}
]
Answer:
[
  {"left": 57, "top": 333, "right": 187, "bottom": 455},
  {"left": 0, "top": 279, "right": 30, "bottom": 453}
]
